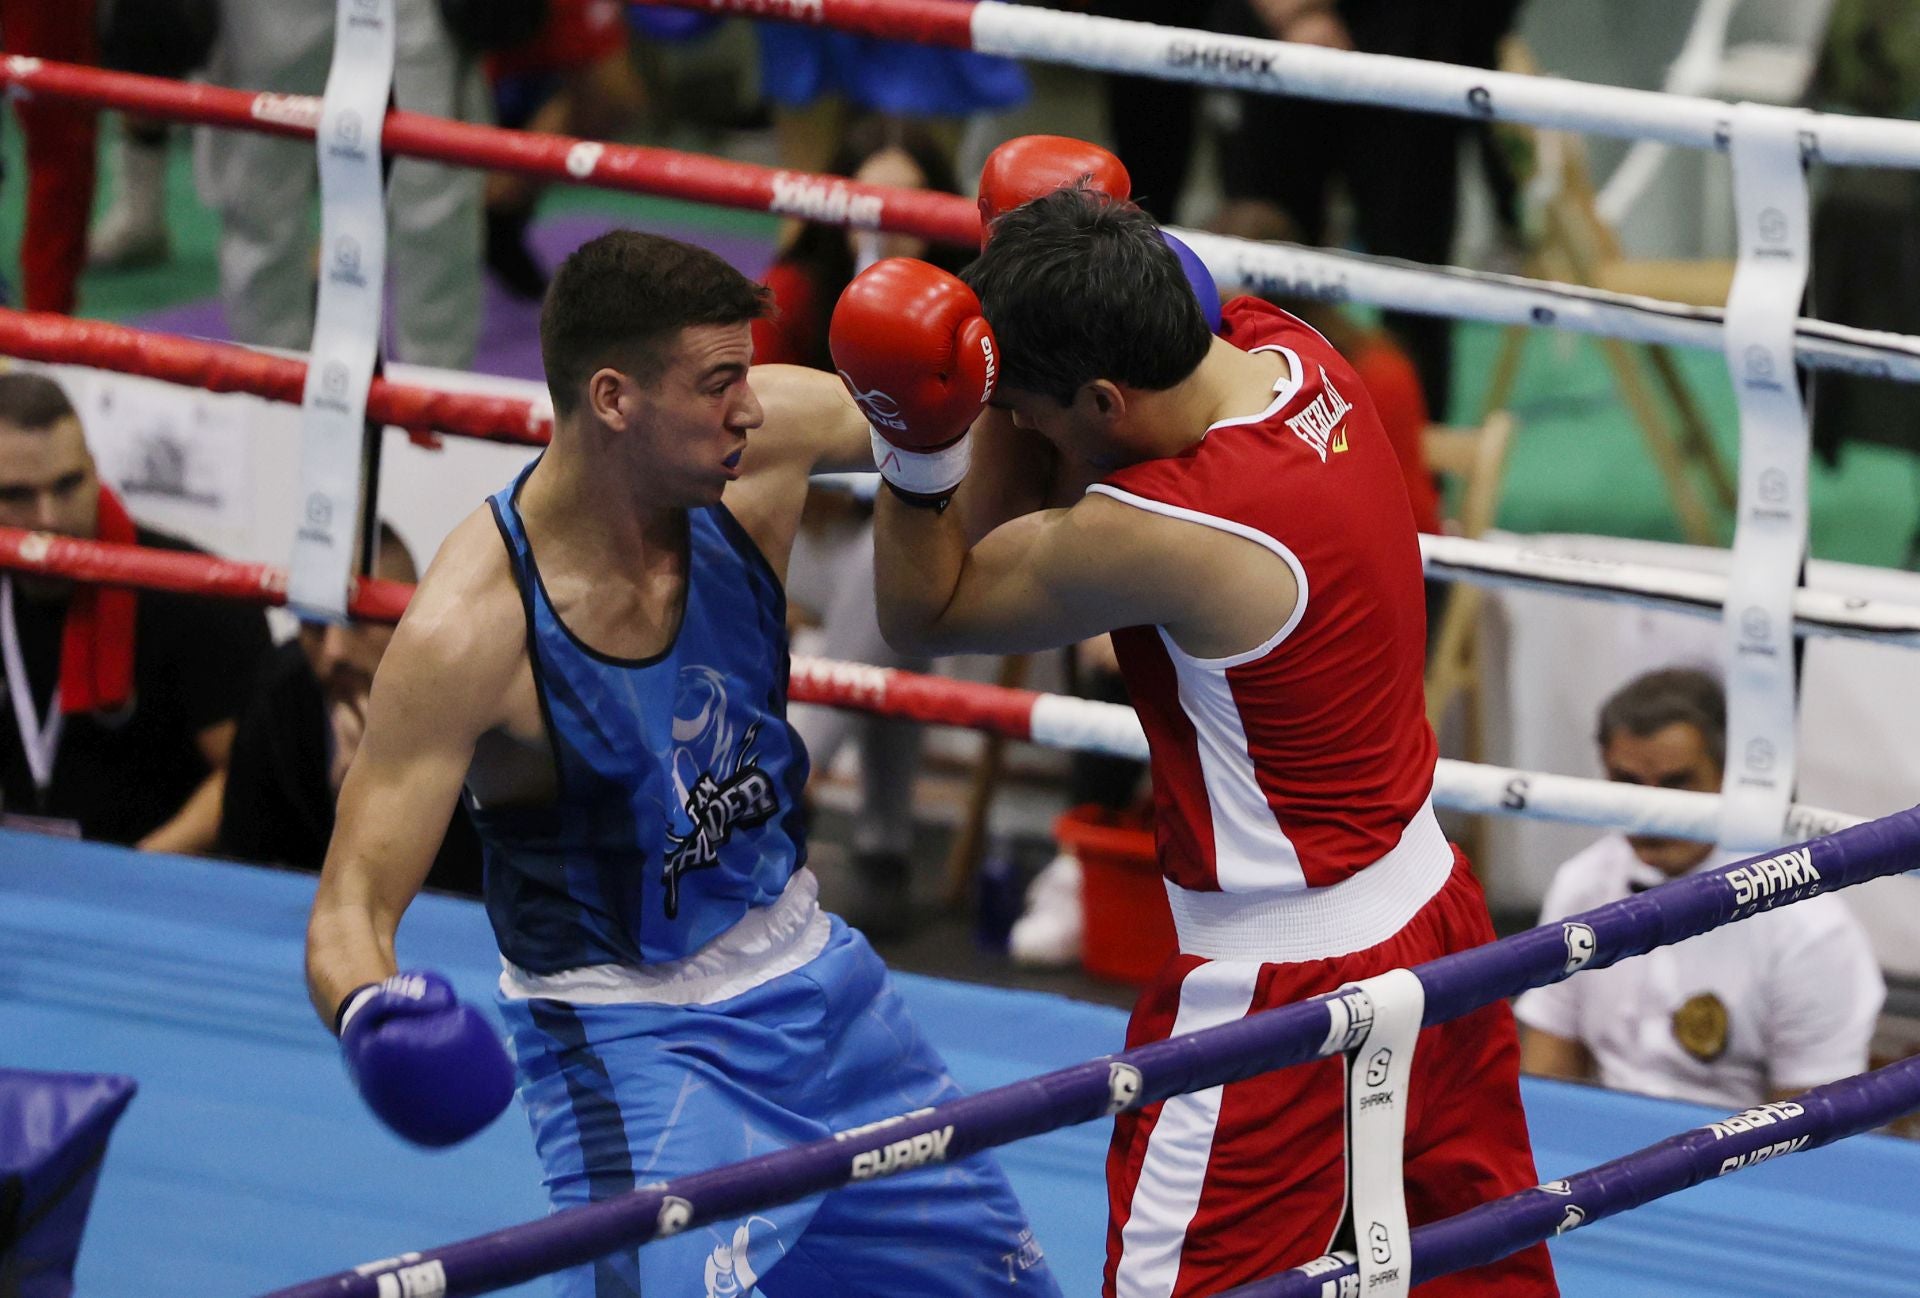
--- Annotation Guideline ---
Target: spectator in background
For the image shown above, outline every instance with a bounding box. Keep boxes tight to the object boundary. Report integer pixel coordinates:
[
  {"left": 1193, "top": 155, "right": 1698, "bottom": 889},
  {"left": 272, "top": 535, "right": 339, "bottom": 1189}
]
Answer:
[
  {"left": 1210, "top": 0, "right": 1527, "bottom": 418},
  {"left": 0, "top": 373, "right": 271, "bottom": 851},
  {"left": 88, "top": 0, "right": 220, "bottom": 271},
  {"left": 195, "top": 0, "right": 488, "bottom": 371},
  {"left": 219, "top": 523, "right": 482, "bottom": 896},
  {"left": 1516, "top": 668, "right": 1885, "bottom": 1108},
  {"left": 760, "top": 116, "right": 972, "bottom": 940},
  {"left": 482, "top": 0, "right": 650, "bottom": 299},
  {"left": 754, "top": 19, "right": 1028, "bottom": 174},
  {"left": 0, "top": 0, "right": 99, "bottom": 313},
  {"left": 1805, "top": 0, "right": 1920, "bottom": 564}
]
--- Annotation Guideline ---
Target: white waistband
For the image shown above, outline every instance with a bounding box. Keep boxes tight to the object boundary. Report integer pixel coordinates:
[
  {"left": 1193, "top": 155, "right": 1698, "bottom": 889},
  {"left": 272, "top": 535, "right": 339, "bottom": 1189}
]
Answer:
[
  {"left": 1165, "top": 799, "right": 1453, "bottom": 963},
  {"left": 498, "top": 868, "right": 832, "bottom": 1007}
]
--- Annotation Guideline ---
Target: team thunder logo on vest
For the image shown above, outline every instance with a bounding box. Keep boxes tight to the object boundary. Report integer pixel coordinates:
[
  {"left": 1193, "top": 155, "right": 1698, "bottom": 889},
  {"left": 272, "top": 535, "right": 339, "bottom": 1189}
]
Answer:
[
  {"left": 664, "top": 668, "right": 779, "bottom": 919},
  {"left": 1284, "top": 367, "right": 1353, "bottom": 462}
]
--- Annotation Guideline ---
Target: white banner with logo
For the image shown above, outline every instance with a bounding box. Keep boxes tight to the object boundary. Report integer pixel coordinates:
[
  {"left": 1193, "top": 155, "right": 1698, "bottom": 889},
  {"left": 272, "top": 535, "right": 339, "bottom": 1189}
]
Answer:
[
  {"left": 1718, "top": 106, "right": 1814, "bottom": 852},
  {"left": 288, "top": 0, "right": 395, "bottom": 618}
]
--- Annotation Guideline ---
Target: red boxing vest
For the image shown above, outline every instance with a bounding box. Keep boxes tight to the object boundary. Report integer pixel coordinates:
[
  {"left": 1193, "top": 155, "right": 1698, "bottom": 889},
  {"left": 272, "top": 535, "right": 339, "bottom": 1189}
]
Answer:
[{"left": 1098, "top": 297, "right": 1439, "bottom": 894}]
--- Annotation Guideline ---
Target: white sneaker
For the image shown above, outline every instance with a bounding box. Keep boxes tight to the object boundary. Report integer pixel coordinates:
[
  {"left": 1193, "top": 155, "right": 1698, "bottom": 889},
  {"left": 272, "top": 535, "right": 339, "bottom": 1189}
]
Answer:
[
  {"left": 89, "top": 137, "right": 170, "bottom": 269},
  {"left": 1008, "top": 851, "right": 1082, "bottom": 968}
]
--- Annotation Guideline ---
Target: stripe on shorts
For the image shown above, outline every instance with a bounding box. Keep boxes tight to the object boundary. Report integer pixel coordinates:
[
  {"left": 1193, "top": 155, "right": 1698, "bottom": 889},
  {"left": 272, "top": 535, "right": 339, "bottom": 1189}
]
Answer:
[
  {"left": 530, "top": 1000, "right": 640, "bottom": 1297},
  {"left": 1114, "top": 961, "right": 1262, "bottom": 1298}
]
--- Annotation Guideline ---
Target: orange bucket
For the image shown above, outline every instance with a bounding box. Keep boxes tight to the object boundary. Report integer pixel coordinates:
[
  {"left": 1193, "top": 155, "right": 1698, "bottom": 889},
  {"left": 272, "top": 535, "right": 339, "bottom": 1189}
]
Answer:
[{"left": 1054, "top": 804, "right": 1177, "bottom": 984}]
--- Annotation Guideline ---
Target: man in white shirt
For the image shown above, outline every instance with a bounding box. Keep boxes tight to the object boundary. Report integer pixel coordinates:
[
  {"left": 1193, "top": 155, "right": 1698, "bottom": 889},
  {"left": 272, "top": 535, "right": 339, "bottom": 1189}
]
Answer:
[{"left": 1516, "top": 667, "right": 1885, "bottom": 1108}]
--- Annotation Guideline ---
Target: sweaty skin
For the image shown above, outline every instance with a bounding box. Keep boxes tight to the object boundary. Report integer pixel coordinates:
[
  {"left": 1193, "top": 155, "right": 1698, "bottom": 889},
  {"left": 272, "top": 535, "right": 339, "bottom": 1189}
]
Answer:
[{"left": 304, "top": 348, "right": 871, "bottom": 1025}]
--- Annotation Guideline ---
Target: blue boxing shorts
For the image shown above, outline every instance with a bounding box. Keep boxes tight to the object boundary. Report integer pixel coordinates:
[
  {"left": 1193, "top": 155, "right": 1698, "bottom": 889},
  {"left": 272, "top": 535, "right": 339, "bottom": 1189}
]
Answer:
[{"left": 499, "top": 911, "right": 1059, "bottom": 1297}]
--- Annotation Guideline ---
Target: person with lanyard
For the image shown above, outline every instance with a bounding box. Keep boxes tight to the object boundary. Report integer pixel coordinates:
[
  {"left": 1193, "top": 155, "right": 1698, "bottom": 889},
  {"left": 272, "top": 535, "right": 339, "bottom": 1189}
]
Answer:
[{"left": 0, "top": 372, "right": 271, "bottom": 850}]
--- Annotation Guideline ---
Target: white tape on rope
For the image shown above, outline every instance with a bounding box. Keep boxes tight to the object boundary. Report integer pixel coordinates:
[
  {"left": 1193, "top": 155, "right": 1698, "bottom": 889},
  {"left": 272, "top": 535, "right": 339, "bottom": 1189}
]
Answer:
[
  {"left": 967, "top": 2, "right": 1920, "bottom": 170},
  {"left": 1029, "top": 691, "right": 1149, "bottom": 762},
  {"left": 289, "top": 0, "right": 394, "bottom": 618},
  {"left": 1717, "top": 108, "right": 1814, "bottom": 852},
  {"left": 1321, "top": 968, "right": 1425, "bottom": 1298}
]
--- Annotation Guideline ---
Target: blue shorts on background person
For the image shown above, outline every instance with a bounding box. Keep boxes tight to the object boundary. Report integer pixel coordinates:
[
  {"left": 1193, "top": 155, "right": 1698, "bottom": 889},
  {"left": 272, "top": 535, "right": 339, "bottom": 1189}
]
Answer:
[{"left": 756, "top": 23, "right": 1029, "bottom": 116}]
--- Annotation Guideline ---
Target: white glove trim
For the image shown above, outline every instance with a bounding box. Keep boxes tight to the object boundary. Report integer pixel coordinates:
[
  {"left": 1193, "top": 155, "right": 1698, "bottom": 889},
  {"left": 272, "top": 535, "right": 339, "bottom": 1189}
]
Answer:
[{"left": 870, "top": 426, "right": 972, "bottom": 498}]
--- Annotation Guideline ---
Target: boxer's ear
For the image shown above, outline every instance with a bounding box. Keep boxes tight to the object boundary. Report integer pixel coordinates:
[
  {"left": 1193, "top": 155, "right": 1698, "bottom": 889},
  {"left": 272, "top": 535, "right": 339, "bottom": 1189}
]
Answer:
[{"left": 1077, "top": 380, "right": 1125, "bottom": 425}]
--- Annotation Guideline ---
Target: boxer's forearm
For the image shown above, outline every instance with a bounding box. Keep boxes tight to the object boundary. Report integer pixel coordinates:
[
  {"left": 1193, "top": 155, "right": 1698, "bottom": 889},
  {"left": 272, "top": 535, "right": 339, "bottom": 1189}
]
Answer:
[{"left": 873, "top": 489, "right": 969, "bottom": 657}]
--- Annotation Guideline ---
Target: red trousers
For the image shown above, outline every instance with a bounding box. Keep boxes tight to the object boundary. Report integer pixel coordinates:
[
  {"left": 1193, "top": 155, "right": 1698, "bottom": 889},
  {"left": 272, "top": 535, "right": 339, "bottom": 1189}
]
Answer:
[
  {"left": 1, "top": 0, "right": 97, "bottom": 314},
  {"left": 1106, "top": 850, "right": 1559, "bottom": 1296}
]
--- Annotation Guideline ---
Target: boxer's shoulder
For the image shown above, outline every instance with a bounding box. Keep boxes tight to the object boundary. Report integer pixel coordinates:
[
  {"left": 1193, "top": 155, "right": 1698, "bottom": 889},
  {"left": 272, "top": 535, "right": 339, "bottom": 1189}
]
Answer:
[{"left": 387, "top": 506, "right": 528, "bottom": 709}]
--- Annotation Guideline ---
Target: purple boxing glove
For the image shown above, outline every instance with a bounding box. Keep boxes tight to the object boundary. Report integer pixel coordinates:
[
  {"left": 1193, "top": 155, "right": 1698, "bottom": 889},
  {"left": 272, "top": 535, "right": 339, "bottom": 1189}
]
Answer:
[
  {"left": 1160, "top": 230, "right": 1223, "bottom": 335},
  {"left": 336, "top": 971, "right": 514, "bottom": 1148}
]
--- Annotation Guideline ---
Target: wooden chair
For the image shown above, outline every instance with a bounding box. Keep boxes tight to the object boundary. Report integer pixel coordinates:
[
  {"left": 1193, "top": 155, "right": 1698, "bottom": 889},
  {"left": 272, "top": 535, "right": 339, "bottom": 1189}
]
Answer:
[
  {"left": 1480, "top": 39, "right": 1737, "bottom": 547},
  {"left": 1423, "top": 411, "right": 1517, "bottom": 764},
  {"left": 941, "top": 653, "right": 1033, "bottom": 910}
]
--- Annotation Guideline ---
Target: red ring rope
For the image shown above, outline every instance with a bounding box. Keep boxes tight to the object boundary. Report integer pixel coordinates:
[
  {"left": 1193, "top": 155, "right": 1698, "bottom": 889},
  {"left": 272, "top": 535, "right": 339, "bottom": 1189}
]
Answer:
[
  {"left": 0, "top": 56, "right": 982, "bottom": 248},
  {"left": 0, "top": 527, "right": 410, "bottom": 624},
  {"left": 0, "top": 308, "right": 551, "bottom": 447},
  {"left": 0, "top": 526, "right": 1045, "bottom": 735}
]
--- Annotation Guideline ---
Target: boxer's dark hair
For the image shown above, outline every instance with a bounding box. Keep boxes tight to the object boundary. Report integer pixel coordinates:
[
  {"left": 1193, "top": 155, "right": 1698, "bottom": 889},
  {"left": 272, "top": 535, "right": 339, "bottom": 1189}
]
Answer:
[
  {"left": 0, "top": 373, "right": 79, "bottom": 432},
  {"left": 542, "top": 230, "right": 770, "bottom": 418},
  {"left": 963, "top": 186, "right": 1210, "bottom": 405},
  {"left": 1596, "top": 667, "right": 1726, "bottom": 770}
]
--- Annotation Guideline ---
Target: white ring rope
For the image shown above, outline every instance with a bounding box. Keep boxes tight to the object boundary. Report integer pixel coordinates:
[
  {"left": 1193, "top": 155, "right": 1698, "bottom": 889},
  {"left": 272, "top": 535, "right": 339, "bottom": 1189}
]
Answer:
[
  {"left": 1420, "top": 534, "right": 1920, "bottom": 646},
  {"left": 1172, "top": 231, "right": 1920, "bottom": 387},
  {"left": 965, "top": 2, "right": 1920, "bottom": 168},
  {"left": 789, "top": 656, "right": 1862, "bottom": 846}
]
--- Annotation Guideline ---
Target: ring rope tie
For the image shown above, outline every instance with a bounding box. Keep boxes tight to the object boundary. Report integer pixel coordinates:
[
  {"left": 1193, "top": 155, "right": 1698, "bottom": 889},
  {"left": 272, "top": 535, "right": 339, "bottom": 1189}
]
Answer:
[{"left": 1232, "top": 1052, "right": 1920, "bottom": 1297}]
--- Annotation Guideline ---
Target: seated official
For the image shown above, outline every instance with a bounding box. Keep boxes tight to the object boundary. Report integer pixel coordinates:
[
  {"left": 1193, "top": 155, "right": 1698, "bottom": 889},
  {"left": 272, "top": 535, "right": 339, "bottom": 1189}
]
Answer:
[
  {"left": 0, "top": 373, "right": 271, "bottom": 851},
  {"left": 1516, "top": 667, "right": 1885, "bottom": 1108},
  {"left": 219, "top": 524, "right": 482, "bottom": 896}
]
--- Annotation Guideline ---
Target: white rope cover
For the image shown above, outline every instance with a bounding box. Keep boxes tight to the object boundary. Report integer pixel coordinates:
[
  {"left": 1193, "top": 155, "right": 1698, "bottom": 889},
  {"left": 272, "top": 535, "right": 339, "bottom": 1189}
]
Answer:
[
  {"left": 1419, "top": 535, "right": 1920, "bottom": 646},
  {"left": 968, "top": 2, "right": 1920, "bottom": 167}
]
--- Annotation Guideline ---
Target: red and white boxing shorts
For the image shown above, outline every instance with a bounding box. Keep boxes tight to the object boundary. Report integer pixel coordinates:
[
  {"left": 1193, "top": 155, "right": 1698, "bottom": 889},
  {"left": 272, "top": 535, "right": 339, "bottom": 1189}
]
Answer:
[{"left": 1105, "top": 847, "right": 1558, "bottom": 1297}]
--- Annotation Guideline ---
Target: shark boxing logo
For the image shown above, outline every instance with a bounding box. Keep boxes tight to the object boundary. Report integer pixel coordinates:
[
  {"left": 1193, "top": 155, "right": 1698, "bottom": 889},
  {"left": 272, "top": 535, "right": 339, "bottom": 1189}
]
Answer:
[
  {"left": 1561, "top": 921, "right": 1597, "bottom": 974},
  {"left": 1724, "top": 846, "right": 1821, "bottom": 913},
  {"left": 657, "top": 1195, "right": 695, "bottom": 1238},
  {"left": 1105, "top": 1062, "right": 1142, "bottom": 1115},
  {"left": 663, "top": 667, "right": 780, "bottom": 919}
]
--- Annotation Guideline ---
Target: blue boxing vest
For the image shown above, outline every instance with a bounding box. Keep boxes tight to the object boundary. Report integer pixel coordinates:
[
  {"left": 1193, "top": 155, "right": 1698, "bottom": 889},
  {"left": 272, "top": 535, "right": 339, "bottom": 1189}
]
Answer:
[{"left": 470, "top": 463, "right": 810, "bottom": 974}]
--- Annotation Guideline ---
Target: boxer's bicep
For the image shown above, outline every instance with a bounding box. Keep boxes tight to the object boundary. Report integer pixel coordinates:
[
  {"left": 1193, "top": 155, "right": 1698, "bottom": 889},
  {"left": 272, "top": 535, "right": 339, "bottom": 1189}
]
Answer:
[
  {"left": 308, "top": 579, "right": 518, "bottom": 1020},
  {"left": 916, "top": 498, "right": 1192, "bottom": 654}
]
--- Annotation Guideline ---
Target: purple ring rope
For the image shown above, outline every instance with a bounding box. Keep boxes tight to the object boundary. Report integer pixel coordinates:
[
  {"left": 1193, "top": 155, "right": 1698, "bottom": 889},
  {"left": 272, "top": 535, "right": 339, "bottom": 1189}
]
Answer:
[
  {"left": 263, "top": 805, "right": 1920, "bottom": 1298},
  {"left": 1225, "top": 1052, "right": 1920, "bottom": 1297}
]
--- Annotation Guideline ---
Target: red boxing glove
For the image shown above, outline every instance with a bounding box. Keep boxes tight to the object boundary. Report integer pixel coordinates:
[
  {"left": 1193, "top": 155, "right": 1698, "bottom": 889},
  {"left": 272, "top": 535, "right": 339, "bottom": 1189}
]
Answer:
[
  {"left": 830, "top": 258, "right": 998, "bottom": 503},
  {"left": 978, "top": 135, "right": 1132, "bottom": 246}
]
